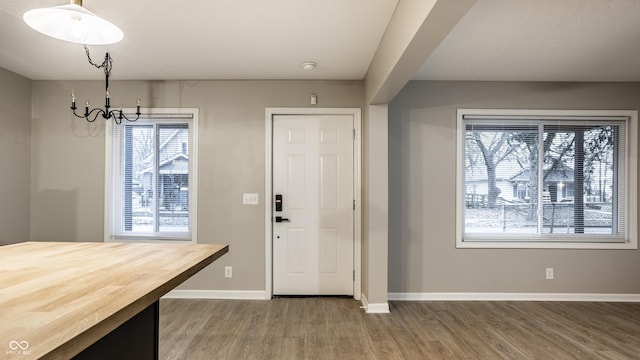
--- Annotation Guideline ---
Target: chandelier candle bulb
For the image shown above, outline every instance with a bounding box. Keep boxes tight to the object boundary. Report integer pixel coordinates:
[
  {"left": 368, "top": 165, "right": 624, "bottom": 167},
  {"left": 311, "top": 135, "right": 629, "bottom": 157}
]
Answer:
[{"left": 106, "top": 90, "right": 110, "bottom": 107}]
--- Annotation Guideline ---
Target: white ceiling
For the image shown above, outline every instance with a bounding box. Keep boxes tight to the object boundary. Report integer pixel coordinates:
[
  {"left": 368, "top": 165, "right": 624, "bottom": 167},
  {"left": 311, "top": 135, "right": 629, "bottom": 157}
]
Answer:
[
  {"left": 1, "top": 0, "right": 640, "bottom": 83},
  {"left": 0, "top": 0, "right": 398, "bottom": 80},
  {"left": 415, "top": 0, "right": 640, "bottom": 82}
]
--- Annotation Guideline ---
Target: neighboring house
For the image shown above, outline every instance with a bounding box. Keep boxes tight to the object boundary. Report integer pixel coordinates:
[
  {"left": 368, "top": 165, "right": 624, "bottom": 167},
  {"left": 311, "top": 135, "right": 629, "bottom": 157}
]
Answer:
[
  {"left": 464, "top": 177, "right": 516, "bottom": 204},
  {"left": 509, "top": 168, "right": 575, "bottom": 203},
  {"left": 138, "top": 128, "right": 189, "bottom": 210},
  {"left": 465, "top": 159, "right": 577, "bottom": 205},
  {"left": 464, "top": 159, "right": 524, "bottom": 204}
]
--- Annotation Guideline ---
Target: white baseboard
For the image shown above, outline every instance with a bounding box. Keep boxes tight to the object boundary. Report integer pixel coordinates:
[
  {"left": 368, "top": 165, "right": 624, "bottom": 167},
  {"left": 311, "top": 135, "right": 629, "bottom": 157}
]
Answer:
[
  {"left": 360, "top": 293, "right": 390, "bottom": 314},
  {"left": 388, "top": 292, "right": 640, "bottom": 302},
  {"left": 162, "top": 290, "right": 640, "bottom": 303},
  {"left": 163, "top": 290, "right": 268, "bottom": 300}
]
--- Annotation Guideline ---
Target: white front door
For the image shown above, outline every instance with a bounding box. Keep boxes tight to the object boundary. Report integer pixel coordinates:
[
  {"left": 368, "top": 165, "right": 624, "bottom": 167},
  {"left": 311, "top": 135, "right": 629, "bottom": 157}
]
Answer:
[{"left": 272, "top": 114, "right": 354, "bottom": 295}]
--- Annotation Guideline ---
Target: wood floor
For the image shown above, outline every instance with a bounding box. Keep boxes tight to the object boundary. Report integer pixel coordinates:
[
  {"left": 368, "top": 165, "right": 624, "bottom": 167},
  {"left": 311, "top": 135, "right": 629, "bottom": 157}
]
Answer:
[{"left": 159, "top": 298, "right": 640, "bottom": 359}]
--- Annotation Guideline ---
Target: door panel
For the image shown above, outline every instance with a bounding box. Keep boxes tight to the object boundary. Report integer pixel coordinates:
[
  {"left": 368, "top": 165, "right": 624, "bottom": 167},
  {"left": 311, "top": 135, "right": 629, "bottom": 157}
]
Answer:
[
  {"left": 286, "top": 228, "right": 307, "bottom": 274},
  {"left": 273, "top": 114, "right": 354, "bottom": 295},
  {"left": 320, "top": 155, "right": 338, "bottom": 209},
  {"left": 287, "top": 155, "right": 306, "bottom": 210},
  {"left": 319, "top": 228, "right": 338, "bottom": 273}
]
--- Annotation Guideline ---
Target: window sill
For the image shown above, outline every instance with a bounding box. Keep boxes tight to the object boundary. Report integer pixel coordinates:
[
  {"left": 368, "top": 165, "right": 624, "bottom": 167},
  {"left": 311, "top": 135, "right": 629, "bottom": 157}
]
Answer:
[
  {"left": 106, "top": 236, "right": 195, "bottom": 244},
  {"left": 456, "top": 239, "right": 637, "bottom": 250}
]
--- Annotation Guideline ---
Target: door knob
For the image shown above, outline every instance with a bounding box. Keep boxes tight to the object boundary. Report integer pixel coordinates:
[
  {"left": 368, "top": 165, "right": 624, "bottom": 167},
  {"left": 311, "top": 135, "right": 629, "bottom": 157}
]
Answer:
[{"left": 275, "top": 216, "right": 290, "bottom": 223}]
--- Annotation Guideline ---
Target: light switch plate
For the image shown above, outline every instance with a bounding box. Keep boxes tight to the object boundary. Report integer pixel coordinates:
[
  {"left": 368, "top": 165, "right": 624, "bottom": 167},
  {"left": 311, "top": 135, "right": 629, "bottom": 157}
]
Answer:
[{"left": 243, "top": 193, "right": 259, "bottom": 205}]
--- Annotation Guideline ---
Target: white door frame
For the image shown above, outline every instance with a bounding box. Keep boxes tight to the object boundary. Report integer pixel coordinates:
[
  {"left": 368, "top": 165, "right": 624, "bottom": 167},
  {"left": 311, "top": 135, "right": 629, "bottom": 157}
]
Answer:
[{"left": 265, "top": 108, "right": 362, "bottom": 300}]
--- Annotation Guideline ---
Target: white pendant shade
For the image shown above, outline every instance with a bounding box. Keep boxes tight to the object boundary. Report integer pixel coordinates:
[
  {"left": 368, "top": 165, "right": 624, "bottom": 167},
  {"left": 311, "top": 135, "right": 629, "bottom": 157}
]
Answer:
[{"left": 23, "top": 4, "right": 123, "bottom": 45}]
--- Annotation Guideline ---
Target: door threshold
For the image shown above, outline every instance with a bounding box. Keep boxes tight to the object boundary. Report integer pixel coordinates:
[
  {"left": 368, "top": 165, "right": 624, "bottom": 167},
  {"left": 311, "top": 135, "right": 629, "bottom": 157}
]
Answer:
[{"left": 272, "top": 295, "right": 354, "bottom": 299}]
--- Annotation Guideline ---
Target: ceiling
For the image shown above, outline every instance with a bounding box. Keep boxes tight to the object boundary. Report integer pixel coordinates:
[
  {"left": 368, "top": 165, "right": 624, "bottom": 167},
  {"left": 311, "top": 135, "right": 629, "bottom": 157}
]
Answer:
[
  {"left": 1, "top": 0, "right": 640, "bottom": 82},
  {"left": 415, "top": 0, "right": 640, "bottom": 82},
  {"left": 0, "top": 0, "right": 398, "bottom": 80}
]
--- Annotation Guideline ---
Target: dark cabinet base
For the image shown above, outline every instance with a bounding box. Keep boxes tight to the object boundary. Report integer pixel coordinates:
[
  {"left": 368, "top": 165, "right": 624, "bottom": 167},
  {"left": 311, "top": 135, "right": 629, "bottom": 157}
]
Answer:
[{"left": 72, "top": 301, "right": 159, "bottom": 360}]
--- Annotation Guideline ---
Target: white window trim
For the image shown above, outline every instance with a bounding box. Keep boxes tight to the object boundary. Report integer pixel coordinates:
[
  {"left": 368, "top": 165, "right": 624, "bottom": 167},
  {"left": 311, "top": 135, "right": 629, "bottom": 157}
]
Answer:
[
  {"left": 104, "top": 108, "right": 199, "bottom": 244},
  {"left": 456, "top": 109, "right": 637, "bottom": 249}
]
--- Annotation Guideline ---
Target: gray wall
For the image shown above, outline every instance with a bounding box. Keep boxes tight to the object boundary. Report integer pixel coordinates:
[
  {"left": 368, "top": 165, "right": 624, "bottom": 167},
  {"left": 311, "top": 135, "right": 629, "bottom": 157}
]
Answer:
[
  {"left": 30, "top": 79, "right": 364, "bottom": 291},
  {"left": 389, "top": 81, "right": 640, "bottom": 294},
  {"left": 0, "top": 67, "right": 31, "bottom": 245}
]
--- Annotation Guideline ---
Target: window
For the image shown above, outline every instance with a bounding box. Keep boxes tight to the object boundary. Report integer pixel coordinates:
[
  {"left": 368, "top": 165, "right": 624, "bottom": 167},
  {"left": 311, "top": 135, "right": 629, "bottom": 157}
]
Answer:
[
  {"left": 457, "top": 109, "right": 637, "bottom": 249},
  {"left": 106, "top": 109, "right": 198, "bottom": 242}
]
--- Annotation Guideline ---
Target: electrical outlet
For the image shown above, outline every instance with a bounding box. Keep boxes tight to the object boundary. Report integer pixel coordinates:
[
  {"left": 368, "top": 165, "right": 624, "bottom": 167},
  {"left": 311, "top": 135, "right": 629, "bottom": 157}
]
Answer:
[
  {"left": 545, "top": 267, "right": 554, "bottom": 280},
  {"left": 225, "top": 266, "right": 232, "bottom": 278}
]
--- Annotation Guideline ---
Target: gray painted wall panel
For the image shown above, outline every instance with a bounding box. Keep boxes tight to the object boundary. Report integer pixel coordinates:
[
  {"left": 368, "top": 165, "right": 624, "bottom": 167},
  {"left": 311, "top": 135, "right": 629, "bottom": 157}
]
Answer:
[
  {"left": 30, "top": 79, "right": 364, "bottom": 292},
  {"left": 0, "top": 67, "right": 31, "bottom": 245},
  {"left": 389, "top": 81, "right": 640, "bottom": 294}
]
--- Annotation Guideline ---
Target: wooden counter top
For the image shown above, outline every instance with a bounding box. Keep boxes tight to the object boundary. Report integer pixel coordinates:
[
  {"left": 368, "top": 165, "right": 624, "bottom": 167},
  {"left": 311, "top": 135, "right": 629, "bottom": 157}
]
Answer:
[{"left": 0, "top": 241, "right": 228, "bottom": 359}]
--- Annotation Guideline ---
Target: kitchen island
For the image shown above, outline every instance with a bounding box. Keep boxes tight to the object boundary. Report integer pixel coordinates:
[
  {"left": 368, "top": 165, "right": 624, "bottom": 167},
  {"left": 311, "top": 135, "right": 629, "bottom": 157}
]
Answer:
[{"left": 0, "top": 241, "right": 228, "bottom": 359}]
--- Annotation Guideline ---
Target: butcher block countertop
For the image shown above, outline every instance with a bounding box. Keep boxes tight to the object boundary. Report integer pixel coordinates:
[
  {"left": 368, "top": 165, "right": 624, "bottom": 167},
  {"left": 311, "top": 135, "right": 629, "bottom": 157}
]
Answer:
[{"left": 0, "top": 241, "right": 228, "bottom": 359}]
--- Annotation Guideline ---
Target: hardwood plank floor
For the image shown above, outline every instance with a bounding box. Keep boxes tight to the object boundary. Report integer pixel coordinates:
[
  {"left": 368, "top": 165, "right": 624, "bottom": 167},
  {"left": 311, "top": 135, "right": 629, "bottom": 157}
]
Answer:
[{"left": 159, "top": 298, "right": 640, "bottom": 359}]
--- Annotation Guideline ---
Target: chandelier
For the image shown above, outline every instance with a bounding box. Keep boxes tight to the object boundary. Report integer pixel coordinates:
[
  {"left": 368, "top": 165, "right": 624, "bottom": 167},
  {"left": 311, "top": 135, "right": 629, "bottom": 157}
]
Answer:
[{"left": 71, "top": 46, "right": 141, "bottom": 124}]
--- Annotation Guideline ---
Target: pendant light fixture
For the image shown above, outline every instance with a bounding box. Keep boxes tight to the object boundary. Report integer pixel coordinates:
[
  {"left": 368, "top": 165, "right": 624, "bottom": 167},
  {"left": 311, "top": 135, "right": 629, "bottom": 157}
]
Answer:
[{"left": 23, "top": 0, "right": 123, "bottom": 45}]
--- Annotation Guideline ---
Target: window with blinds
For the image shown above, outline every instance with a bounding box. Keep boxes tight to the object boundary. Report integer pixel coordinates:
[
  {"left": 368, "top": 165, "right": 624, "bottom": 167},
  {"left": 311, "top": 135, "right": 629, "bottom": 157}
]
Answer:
[
  {"left": 106, "top": 109, "right": 198, "bottom": 242},
  {"left": 457, "top": 109, "right": 637, "bottom": 249}
]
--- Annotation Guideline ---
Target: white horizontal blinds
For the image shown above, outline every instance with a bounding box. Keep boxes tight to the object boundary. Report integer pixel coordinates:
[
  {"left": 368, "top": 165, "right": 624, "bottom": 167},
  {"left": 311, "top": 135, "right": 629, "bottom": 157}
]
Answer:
[
  {"left": 462, "top": 115, "right": 627, "bottom": 243},
  {"left": 464, "top": 123, "right": 539, "bottom": 235},
  {"left": 540, "top": 123, "right": 625, "bottom": 240},
  {"left": 111, "top": 124, "right": 124, "bottom": 235},
  {"left": 118, "top": 124, "right": 154, "bottom": 234}
]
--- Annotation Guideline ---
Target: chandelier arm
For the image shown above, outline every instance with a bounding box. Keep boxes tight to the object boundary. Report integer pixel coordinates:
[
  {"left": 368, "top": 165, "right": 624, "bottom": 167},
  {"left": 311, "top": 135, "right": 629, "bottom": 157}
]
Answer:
[
  {"left": 71, "top": 108, "right": 87, "bottom": 119},
  {"left": 73, "top": 107, "right": 106, "bottom": 123},
  {"left": 119, "top": 111, "right": 141, "bottom": 122},
  {"left": 109, "top": 111, "right": 122, "bottom": 125},
  {"left": 71, "top": 106, "right": 94, "bottom": 120},
  {"left": 89, "top": 108, "right": 106, "bottom": 122},
  {"left": 109, "top": 109, "right": 141, "bottom": 123}
]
